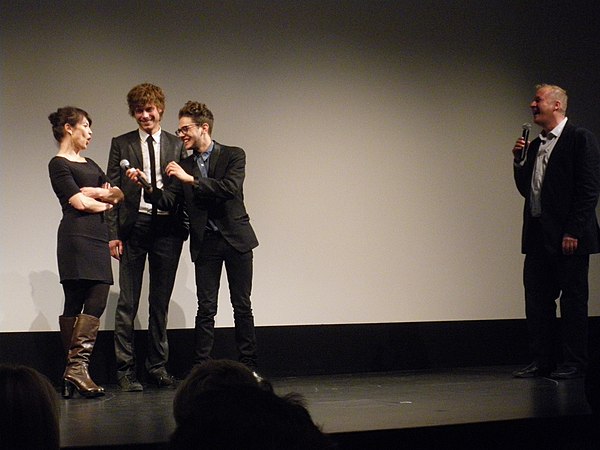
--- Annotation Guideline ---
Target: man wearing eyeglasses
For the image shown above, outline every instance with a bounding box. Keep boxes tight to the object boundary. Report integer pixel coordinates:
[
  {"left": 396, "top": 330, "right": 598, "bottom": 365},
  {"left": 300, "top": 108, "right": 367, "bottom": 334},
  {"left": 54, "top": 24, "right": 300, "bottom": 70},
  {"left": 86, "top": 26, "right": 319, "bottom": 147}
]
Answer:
[
  {"left": 127, "top": 101, "right": 259, "bottom": 372},
  {"left": 106, "top": 83, "right": 188, "bottom": 391}
]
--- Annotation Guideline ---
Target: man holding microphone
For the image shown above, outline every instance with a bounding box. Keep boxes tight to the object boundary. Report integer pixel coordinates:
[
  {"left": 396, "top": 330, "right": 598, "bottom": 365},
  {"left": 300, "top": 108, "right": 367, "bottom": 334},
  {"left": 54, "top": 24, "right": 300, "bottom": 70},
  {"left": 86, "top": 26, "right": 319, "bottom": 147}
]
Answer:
[{"left": 512, "top": 84, "right": 600, "bottom": 379}]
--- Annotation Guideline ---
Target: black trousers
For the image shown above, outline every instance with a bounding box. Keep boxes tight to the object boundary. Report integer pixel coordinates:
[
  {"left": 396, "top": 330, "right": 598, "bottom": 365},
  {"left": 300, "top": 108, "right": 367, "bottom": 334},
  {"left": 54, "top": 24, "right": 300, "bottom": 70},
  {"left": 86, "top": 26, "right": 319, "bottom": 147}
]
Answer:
[
  {"left": 114, "top": 214, "right": 184, "bottom": 379},
  {"left": 193, "top": 230, "right": 257, "bottom": 369},
  {"left": 523, "top": 249, "right": 590, "bottom": 369}
]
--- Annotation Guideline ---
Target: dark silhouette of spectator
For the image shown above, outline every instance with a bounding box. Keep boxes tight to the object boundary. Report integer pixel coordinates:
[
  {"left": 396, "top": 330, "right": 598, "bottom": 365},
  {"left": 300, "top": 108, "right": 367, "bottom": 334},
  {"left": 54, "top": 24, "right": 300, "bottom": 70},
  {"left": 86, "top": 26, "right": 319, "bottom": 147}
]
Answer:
[
  {"left": 0, "top": 364, "right": 60, "bottom": 450},
  {"left": 170, "top": 359, "right": 336, "bottom": 450},
  {"left": 175, "top": 359, "right": 272, "bottom": 406}
]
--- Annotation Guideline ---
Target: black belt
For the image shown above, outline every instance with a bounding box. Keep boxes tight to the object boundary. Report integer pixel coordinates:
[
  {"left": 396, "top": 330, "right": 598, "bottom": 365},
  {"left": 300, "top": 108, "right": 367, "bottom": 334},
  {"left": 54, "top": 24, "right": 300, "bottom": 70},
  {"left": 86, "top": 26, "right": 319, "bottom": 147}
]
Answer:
[{"left": 138, "top": 213, "right": 170, "bottom": 219}]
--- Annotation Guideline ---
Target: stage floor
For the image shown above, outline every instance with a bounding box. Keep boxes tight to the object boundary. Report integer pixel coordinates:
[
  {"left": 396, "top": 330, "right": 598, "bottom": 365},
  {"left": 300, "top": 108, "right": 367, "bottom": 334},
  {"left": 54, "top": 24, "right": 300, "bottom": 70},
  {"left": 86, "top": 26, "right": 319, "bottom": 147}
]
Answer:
[{"left": 59, "top": 365, "right": 598, "bottom": 449}]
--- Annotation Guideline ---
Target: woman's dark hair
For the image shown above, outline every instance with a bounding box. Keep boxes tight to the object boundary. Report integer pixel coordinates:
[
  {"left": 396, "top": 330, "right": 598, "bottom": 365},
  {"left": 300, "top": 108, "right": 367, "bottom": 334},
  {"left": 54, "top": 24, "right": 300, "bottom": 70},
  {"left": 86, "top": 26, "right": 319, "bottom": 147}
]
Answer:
[
  {"left": 0, "top": 364, "right": 60, "bottom": 450},
  {"left": 48, "top": 106, "right": 92, "bottom": 142}
]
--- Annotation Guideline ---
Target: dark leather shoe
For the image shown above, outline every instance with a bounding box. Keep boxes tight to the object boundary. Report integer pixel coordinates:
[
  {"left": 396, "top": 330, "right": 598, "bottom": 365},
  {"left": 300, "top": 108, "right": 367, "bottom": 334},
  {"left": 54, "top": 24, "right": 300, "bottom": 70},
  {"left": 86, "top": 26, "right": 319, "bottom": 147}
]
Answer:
[
  {"left": 512, "top": 362, "right": 552, "bottom": 378},
  {"left": 118, "top": 374, "right": 143, "bottom": 392},
  {"left": 149, "top": 371, "right": 176, "bottom": 388},
  {"left": 550, "top": 366, "right": 584, "bottom": 379}
]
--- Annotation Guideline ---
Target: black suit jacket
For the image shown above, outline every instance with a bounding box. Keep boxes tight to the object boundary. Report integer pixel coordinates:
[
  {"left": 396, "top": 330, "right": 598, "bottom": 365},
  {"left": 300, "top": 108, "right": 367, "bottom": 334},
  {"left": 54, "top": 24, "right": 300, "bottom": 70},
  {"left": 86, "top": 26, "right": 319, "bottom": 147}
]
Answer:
[
  {"left": 106, "top": 129, "right": 188, "bottom": 241},
  {"left": 514, "top": 121, "right": 600, "bottom": 255},
  {"left": 150, "top": 141, "right": 258, "bottom": 262}
]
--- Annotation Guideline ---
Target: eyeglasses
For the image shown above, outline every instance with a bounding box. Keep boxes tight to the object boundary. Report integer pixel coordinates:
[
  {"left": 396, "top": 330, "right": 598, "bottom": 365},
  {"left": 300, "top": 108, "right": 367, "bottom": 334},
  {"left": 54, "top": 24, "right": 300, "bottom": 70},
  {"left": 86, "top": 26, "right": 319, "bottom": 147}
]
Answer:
[{"left": 175, "top": 123, "right": 200, "bottom": 136}]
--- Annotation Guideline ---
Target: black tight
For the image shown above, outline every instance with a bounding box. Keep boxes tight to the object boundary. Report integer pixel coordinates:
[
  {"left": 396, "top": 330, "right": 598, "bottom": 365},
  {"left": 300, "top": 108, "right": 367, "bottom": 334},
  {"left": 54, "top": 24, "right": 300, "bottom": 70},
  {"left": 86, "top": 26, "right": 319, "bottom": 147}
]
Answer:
[{"left": 62, "top": 280, "right": 109, "bottom": 318}]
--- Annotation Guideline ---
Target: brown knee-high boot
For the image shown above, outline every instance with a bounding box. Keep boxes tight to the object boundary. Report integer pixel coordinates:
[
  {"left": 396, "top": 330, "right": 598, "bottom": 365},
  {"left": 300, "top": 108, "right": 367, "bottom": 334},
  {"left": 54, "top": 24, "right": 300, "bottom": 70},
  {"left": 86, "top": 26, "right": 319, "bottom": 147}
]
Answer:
[
  {"left": 63, "top": 314, "right": 105, "bottom": 398},
  {"left": 59, "top": 315, "right": 76, "bottom": 356}
]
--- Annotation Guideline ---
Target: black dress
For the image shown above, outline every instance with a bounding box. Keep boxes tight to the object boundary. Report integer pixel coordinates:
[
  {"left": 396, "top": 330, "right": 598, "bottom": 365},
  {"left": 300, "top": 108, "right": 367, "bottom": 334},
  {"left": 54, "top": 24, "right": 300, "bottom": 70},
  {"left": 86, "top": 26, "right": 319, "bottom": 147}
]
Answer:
[{"left": 48, "top": 156, "right": 113, "bottom": 284}]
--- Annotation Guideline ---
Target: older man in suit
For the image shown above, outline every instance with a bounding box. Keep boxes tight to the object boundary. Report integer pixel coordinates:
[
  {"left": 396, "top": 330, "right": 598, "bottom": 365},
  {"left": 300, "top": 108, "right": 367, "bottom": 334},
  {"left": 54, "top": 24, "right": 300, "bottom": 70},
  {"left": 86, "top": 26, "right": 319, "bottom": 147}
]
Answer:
[
  {"left": 512, "top": 84, "right": 600, "bottom": 379},
  {"left": 127, "top": 101, "right": 259, "bottom": 371},
  {"left": 107, "top": 83, "right": 188, "bottom": 390}
]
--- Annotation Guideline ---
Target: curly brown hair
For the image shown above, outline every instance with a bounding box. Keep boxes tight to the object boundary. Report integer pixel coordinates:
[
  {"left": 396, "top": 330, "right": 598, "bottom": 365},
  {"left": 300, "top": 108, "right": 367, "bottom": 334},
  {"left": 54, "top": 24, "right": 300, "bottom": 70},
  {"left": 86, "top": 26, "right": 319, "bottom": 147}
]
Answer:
[{"left": 126, "top": 83, "right": 166, "bottom": 117}]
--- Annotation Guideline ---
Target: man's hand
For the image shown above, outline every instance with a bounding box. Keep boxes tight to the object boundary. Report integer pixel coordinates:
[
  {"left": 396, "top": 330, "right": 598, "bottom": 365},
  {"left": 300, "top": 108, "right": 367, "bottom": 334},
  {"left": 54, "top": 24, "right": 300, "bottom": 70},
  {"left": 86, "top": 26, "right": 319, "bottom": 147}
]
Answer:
[
  {"left": 512, "top": 137, "right": 528, "bottom": 161},
  {"left": 126, "top": 168, "right": 150, "bottom": 190},
  {"left": 562, "top": 234, "right": 578, "bottom": 255},
  {"left": 109, "top": 239, "right": 123, "bottom": 261},
  {"left": 166, "top": 161, "right": 194, "bottom": 184}
]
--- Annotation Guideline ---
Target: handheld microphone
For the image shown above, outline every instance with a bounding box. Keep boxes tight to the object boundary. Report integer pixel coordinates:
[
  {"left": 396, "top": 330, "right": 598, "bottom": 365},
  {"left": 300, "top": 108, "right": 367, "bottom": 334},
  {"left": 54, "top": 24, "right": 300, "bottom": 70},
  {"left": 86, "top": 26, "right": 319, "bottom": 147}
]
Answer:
[
  {"left": 120, "top": 159, "right": 151, "bottom": 190},
  {"left": 518, "top": 123, "right": 531, "bottom": 162}
]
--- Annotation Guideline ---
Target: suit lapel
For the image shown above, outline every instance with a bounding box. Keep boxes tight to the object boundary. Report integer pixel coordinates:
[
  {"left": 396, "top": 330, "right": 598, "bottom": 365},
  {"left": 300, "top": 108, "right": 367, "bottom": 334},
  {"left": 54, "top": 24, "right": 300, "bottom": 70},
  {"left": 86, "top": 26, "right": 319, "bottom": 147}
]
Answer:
[
  {"left": 129, "top": 132, "right": 143, "bottom": 170},
  {"left": 545, "top": 122, "right": 573, "bottom": 170},
  {"left": 208, "top": 142, "right": 221, "bottom": 178},
  {"left": 159, "top": 130, "right": 170, "bottom": 169},
  {"left": 187, "top": 152, "right": 201, "bottom": 179}
]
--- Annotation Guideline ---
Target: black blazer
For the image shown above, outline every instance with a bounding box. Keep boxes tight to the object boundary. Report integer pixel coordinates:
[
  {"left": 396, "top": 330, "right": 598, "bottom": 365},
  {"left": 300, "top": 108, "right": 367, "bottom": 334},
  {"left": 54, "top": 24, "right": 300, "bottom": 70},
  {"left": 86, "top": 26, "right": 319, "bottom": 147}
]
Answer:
[
  {"left": 514, "top": 121, "right": 600, "bottom": 255},
  {"left": 151, "top": 141, "right": 258, "bottom": 262},
  {"left": 106, "top": 129, "right": 188, "bottom": 241}
]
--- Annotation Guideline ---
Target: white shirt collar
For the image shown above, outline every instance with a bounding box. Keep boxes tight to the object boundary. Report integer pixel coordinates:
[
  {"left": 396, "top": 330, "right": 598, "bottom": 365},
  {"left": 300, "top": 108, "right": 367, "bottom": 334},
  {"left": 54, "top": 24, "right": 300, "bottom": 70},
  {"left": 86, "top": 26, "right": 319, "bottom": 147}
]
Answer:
[
  {"left": 540, "top": 117, "right": 568, "bottom": 141},
  {"left": 138, "top": 128, "right": 161, "bottom": 143}
]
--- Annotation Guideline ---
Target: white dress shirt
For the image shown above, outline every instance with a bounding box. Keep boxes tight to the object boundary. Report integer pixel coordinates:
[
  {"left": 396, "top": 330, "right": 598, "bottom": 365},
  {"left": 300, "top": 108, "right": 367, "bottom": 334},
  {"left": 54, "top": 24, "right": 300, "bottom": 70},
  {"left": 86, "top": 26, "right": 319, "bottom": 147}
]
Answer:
[
  {"left": 138, "top": 129, "right": 167, "bottom": 215},
  {"left": 529, "top": 117, "right": 568, "bottom": 217}
]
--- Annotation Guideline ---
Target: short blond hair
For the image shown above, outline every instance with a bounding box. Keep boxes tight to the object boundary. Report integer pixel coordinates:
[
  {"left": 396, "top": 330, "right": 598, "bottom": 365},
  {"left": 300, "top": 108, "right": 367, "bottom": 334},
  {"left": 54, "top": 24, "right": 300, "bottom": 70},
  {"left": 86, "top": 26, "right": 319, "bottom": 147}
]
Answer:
[{"left": 536, "top": 83, "right": 568, "bottom": 114}]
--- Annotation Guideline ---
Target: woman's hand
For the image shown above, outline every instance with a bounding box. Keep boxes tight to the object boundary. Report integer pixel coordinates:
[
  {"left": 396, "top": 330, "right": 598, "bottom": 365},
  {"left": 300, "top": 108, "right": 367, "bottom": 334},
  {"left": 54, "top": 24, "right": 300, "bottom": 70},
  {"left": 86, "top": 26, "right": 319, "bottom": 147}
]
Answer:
[
  {"left": 80, "top": 183, "right": 123, "bottom": 204},
  {"left": 80, "top": 186, "right": 106, "bottom": 198},
  {"left": 69, "top": 192, "right": 113, "bottom": 212}
]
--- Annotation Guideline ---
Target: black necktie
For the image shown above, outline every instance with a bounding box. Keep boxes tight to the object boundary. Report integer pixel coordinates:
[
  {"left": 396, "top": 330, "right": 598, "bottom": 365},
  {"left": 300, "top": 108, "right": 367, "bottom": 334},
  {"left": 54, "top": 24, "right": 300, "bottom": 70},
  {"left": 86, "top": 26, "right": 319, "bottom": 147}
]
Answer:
[
  {"left": 147, "top": 136, "right": 157, "bottom": 216},
  {"left": 147, "top": 136, "right": 157, "bottom": 189}
]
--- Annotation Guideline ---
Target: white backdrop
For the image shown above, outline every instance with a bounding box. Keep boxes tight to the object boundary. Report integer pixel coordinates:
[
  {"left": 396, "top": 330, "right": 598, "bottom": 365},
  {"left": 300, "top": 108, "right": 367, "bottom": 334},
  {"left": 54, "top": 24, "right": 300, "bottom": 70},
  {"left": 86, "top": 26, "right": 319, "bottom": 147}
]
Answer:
[{"left": 2, "top": 0, "right": 600, "bottom": 332}]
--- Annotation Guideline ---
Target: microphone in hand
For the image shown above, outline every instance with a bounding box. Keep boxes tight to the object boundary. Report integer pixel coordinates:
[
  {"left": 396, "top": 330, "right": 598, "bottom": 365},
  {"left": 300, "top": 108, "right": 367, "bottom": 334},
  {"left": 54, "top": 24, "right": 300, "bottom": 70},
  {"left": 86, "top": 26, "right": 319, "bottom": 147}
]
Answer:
[
  {"left": 120, "top": 159, "right": 151, "bottom": 190},
  {"left": 517, "top": 123, "right": 531, "bottom": 162}
]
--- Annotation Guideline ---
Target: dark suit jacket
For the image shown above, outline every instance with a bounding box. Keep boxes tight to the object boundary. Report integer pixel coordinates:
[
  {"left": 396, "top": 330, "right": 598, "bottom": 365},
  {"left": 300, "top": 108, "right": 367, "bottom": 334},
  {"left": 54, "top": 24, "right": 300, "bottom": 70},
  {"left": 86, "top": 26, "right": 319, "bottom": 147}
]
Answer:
[
  {"left": 106, "top": 129, "right": 188, "bottom": 241},
  {"left": 514, "top": 121, "right": 600, "bottom": 255},
  {"left": 150, "top": 141, "right": 258, "bottom": 262}
]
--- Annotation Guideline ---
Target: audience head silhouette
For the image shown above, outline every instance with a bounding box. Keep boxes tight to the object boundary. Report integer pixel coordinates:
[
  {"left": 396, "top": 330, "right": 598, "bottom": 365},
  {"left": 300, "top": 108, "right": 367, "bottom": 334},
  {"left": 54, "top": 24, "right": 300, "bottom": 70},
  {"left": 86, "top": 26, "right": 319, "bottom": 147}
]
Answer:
[
  {"left": 0, "top": 364, "right": 60, "bottom": 450},
  {"left": 170, "top": 359, "right": 336, "bottom": 450}
]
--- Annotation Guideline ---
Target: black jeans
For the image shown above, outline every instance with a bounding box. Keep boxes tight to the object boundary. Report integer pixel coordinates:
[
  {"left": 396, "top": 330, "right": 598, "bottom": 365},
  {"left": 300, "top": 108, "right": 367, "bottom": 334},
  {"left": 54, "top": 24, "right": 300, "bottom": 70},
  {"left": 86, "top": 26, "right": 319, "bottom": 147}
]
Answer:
[
  {"left": 193, "top": 230, "right": 257, "bottom": 369},
  {"left": 114, "top": 214, "right": 184, "bottom": 379}
]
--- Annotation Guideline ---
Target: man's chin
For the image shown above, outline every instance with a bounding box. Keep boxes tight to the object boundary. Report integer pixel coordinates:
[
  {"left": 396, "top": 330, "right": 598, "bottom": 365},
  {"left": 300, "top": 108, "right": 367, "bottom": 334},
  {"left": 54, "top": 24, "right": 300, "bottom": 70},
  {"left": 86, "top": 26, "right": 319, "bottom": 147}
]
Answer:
[{"left": 139, "top": 123, "right": 158, "bottom": 133}]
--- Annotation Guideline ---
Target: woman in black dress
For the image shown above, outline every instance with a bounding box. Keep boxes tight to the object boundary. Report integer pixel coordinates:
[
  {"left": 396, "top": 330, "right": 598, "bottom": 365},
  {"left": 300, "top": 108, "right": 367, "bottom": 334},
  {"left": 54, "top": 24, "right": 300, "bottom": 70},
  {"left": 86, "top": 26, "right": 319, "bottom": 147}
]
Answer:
[{"left": 48, "top": 107, "right": 123, "bottom": 398}]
